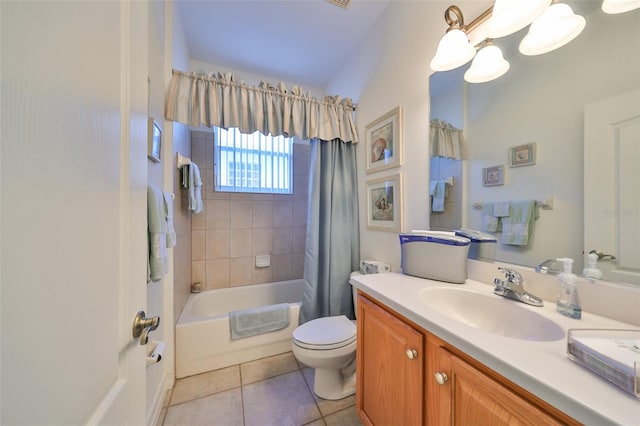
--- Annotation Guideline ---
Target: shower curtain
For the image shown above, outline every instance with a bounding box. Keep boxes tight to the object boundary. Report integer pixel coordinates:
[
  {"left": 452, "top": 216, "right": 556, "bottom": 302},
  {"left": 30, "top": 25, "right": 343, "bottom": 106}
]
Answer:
[{"left": 300, "top": 138, "right": 360, "bottom": 324}]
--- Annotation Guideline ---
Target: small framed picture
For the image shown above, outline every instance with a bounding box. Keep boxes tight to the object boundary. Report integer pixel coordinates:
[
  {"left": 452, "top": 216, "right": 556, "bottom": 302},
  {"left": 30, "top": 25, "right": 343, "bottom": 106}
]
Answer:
[
  {"left": 365, "top": 106, "right": 402, "bottom": 174},
  {"left": 148, "top": 118, "right": 162, "bottom": 163},
  {"left": 482, "top": 165, "right": 504, "bottom": 187},
  {"left": 509, "top": 142, "right": 536, "bottom": 167},
  {"left": 366, "top": 173, "right": 403, "bottom": 232}
]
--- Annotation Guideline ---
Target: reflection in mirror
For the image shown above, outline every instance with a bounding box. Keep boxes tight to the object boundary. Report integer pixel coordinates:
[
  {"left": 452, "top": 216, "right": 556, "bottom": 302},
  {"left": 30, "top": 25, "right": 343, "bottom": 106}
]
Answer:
[{"left": 429, "top": 1, "right": 640, "bottom": 285}]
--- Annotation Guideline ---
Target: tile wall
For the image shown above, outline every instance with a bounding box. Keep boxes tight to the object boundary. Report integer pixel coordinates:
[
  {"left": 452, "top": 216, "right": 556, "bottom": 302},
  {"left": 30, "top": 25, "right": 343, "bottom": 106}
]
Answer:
[{"left": 190, "top": 131, "right": 310, "bottom": 290}]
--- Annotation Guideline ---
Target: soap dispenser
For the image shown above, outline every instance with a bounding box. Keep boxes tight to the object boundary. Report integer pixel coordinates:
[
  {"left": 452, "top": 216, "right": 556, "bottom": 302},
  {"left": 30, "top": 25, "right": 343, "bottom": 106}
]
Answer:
[
  {"left": 556, "top": 258, "right": 581, "bottom": 319},
  {"left": 582, "top": 252, "right": 603, "bottom": 279}
]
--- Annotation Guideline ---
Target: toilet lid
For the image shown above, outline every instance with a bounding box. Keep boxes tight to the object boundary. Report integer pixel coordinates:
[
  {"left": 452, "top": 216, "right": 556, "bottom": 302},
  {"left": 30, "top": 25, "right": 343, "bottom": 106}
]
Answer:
[{"left": 293, "top": 315, "right": 356, "bottom": 349}]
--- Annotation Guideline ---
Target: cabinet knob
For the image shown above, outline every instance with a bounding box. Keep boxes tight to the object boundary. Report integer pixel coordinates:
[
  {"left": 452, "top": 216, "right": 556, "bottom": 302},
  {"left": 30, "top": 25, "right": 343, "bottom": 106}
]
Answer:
[
  {"left": 434, "top": 372, "right": 448, "bottom": 385},
  {"left": 406, "top": 348, "right": 418, "bottom": 360}
]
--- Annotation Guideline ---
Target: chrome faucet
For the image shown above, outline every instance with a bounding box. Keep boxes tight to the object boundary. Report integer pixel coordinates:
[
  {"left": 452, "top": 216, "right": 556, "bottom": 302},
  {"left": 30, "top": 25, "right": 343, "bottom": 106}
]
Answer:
[
  {"left": 535, "top": 258, "right": 563, "bottom": 274},
  {"left": 493, "top": 267, "right": 543, "bottom": 307}
]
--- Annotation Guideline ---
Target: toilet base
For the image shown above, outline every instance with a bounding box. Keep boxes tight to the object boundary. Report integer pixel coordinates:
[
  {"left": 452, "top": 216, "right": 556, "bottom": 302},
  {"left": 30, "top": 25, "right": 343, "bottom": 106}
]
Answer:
[{"left": 313, "top": 361, "right": 356, "bottom": 400}]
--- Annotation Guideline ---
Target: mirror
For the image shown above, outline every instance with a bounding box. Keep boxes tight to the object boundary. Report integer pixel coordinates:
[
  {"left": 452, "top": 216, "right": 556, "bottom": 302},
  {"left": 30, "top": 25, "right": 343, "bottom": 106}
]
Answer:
[{"left": 429, "top": 1, "right": 640, "bottom": 284}]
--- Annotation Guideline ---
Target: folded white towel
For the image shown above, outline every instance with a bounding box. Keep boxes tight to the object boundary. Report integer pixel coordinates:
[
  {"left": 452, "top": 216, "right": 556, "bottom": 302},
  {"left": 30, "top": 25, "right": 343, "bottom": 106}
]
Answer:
[{"left": 188, "top": 162, "right": 203, "bottom": 214}]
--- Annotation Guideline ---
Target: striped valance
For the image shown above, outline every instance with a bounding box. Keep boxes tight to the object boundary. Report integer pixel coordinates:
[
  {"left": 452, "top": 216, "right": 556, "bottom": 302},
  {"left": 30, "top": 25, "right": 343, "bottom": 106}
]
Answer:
[
  {"left": 166, "top": 70, "right": 359, "bottom": 143},
  {"left": 430, "top": 119, "right": 466, "bottom": 160}
]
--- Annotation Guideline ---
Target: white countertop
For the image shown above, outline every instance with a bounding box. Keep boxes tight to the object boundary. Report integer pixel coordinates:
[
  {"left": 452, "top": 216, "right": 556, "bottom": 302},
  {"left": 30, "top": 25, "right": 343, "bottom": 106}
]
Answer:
[{"left": 350, "top": 272, "right": 640, "bottom": 425}]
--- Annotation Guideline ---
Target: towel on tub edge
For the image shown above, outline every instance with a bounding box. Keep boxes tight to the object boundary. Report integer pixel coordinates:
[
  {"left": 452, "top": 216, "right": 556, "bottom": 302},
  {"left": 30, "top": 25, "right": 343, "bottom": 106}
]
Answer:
[{"left": 229, "top": 303, "right": 291, "bottom": 340}]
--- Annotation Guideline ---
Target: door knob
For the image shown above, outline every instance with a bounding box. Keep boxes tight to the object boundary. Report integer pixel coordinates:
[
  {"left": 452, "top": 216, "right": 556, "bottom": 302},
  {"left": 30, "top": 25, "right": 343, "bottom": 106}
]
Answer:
[
  {"left": 434, "top": 372, "right": 448, "bottom": 385},
  {"left": 589, "top": 249, "right": 616, "bottom": 261},
  {"left": 406, "top": 349, "right": 418, "bottom": 360},
  {"left": 132, "top": 311, "right": 160, "bottom": 345}
]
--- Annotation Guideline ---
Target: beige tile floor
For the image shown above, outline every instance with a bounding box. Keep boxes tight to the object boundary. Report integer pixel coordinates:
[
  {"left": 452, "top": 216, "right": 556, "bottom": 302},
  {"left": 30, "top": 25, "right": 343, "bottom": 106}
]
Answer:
[{"left": 157, "top": 352, "right": 363, "bottom": 426}]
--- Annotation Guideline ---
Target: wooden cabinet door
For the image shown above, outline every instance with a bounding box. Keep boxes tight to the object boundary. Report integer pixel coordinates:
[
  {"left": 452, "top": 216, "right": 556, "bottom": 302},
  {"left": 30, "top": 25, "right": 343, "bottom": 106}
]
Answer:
[
  {"left": 357, "top": 295, "right": 424, "bottom": 426},
  {"left": 432, "top": 344, "right": 562, "bottom": 426}
]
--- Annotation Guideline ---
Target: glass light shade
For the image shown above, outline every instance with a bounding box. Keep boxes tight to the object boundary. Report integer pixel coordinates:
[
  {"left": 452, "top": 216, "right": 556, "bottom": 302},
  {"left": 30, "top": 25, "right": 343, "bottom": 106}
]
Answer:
[
  {"left": 430, "top": 29, "right": 476, "bottom": 71},
  {"left": 464, "top": 45, "right": 510, "bottom": 84},
  {"left": 519, "top": 3, "right": 586, "bottom": 56},
  {"left": 488, "top": 0, "right": 552, "bottom": 38},
  {"left": 602, "top": 0, "right": 640, "bottom": 13}
]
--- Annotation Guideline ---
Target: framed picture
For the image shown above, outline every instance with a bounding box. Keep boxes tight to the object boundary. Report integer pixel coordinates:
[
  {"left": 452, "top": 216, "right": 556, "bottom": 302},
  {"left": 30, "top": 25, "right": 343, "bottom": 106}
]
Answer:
[
  {"left": 482, "top": 165, "right": 504, "bottom": 187},
  {"left": 365, "top": 106, "right": 402, "bottom": 174},
  {"left": 148, "top": 118, "right": 162, "bottom": 163},
  {"left": 366, "top": 173, "right": 403, "bottom": 232},
  {"left": 509, "top": 142, "right": 536, "bottom": 167}
]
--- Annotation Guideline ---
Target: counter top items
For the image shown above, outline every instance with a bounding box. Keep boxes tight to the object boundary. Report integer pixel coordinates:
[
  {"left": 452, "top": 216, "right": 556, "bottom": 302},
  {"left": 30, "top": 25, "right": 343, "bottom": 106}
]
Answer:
[{"left": 399, "top": 232, "right": 470, "bottom": 283}]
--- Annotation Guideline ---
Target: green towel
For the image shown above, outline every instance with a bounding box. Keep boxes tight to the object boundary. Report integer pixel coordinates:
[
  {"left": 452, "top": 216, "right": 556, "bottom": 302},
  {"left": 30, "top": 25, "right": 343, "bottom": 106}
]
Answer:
[
  {"left": 501, "top": 200, "right": 539, "bottom": 246},
  {"left": 148, "top": 185, "right": 168, "bottom": 282}
]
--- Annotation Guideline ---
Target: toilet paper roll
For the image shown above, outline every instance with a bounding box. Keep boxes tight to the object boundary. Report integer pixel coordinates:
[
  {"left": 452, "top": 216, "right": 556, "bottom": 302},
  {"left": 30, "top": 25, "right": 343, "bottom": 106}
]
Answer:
[{"left": 146, "top": 340, "right": 167, "bottom": 366}]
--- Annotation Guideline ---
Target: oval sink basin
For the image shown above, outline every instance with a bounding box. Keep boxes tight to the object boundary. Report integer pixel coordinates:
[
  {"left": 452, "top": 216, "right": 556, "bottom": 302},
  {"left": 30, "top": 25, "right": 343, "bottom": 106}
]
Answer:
[{"left": 419, "top": 287, "right": 564, "bottom": 342}]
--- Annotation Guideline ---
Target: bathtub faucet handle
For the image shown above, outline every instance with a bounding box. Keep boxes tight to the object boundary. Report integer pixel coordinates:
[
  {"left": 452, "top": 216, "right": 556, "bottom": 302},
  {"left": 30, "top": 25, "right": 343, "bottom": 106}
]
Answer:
[{"left": 132, "top": 311, "right": 160, "bottom": 345}]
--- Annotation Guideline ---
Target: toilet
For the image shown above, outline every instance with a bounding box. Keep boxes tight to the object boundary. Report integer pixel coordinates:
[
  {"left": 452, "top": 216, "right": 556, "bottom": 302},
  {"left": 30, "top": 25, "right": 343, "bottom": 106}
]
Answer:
[{"left": 291, "top": 276, "right": 359, "bottom": 400}]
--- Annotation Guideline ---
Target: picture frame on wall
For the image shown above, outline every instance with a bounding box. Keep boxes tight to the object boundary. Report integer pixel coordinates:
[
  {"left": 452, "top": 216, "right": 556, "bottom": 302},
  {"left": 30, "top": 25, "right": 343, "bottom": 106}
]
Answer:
[
  {"left": 366, "top": 173, "right": 403, "bottom": 232},
  {"left": 509, "top": 142, "right": 536, "bottom": 167},
  {"left": 365, "top": 106, "right": 402, "bottom": 174},
  {"left": 148, "top": 118, "right": 162, "bottom": 163},
  {"left": 482, "top": 165, "right": 504, "bottom": 187}
]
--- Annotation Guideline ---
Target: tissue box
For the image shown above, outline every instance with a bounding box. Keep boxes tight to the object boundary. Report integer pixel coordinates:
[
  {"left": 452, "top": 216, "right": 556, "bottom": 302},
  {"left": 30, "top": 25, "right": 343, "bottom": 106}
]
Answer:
[
  {"left": 359, "top": 260, "right": 391, "bottom": 275},
  {"left": 399, "top": 232, "right": 470, "bottom": 284}
]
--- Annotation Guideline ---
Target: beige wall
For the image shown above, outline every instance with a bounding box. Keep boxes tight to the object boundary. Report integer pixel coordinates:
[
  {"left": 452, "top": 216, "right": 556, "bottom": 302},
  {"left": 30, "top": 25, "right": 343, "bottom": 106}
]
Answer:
[{"left": 190, "top": 131, "right": 310, "bottom": 290}]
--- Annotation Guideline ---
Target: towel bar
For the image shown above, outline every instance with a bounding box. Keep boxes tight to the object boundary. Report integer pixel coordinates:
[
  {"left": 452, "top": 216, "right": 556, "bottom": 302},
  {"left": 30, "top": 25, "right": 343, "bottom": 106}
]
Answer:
[{"left": 472, "top": 196, "right": 554, "bottom": 210}]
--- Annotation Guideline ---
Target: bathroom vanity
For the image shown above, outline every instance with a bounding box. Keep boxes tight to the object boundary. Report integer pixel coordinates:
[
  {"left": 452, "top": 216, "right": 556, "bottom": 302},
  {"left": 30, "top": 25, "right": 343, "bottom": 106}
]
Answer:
[{"left": 350, "top": 272, "right": 640, "bottom": 426}]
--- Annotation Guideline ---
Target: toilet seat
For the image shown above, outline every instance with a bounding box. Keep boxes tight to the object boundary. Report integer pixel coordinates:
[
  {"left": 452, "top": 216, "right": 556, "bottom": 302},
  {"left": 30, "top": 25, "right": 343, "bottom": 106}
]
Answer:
[{"left": 292, "top": 315, "right": 356, "bottom": 350}]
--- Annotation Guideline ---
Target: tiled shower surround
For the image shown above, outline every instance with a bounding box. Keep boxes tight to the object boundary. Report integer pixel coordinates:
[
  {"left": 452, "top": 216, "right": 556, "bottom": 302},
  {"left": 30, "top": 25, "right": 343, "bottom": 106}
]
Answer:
[{"left": 190, "top": 131, "right": 310, "bottom": 290}]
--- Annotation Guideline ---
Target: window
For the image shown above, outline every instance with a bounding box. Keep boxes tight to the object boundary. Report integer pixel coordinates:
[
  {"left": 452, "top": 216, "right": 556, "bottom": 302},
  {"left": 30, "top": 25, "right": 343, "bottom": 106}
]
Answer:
[{"left": 214, "top": 127, "right": 293, "bottom": 194}]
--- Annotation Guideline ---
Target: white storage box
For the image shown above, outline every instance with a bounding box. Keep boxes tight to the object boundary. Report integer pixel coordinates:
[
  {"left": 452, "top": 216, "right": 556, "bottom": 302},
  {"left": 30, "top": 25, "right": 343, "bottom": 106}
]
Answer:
[
  {"left": 359, "top": 260, "right": 391, "bottom": 275},
  {"left": 399, "top": 232, "right": 470, "bottom": 284}
]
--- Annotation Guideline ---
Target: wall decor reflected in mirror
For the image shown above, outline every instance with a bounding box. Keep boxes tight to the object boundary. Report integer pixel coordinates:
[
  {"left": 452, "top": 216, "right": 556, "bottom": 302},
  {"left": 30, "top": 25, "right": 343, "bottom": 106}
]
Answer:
[{"left": 429, "top": 1, "right": 640, "bottom": 285}]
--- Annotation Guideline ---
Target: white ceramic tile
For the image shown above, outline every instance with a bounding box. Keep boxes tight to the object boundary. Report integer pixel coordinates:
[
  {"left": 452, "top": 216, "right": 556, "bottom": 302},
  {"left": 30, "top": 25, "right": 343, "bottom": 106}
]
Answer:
[
  {"left": 164, "top": 388, "right": 243, "bottom": 426},
  {"left": 170, "top": 366, "right": 240, "bottom": 405},
  {"left": 241, "top": 352, "right": 299, "bottom": 385}
]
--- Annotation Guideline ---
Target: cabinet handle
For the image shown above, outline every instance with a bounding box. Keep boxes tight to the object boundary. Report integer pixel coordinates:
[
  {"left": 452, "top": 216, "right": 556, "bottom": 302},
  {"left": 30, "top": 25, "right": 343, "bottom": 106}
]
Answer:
[
  {"left": 406, "top": 349, "right": 418, "bottom": 360},
  {"left": 434, "top": 372, "right": 448, "bottom": 385}
]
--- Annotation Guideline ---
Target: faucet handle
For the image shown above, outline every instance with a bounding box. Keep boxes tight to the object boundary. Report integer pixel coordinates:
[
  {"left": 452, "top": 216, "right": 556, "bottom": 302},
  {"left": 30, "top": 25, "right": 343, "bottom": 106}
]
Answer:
[{"left": 497, "top": 267, "right": 523, "bottom": 284}]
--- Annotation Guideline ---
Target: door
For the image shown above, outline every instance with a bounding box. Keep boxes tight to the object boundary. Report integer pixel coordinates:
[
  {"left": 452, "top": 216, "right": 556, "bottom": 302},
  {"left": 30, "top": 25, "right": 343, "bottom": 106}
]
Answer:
[
  {"left": 1, "top": 1, "right": 148, "bottom": 424},
  {"left": 584, "top": 90, "right": 640, "bottom": 285},
  {"left": 356, "top": 295, "right": 423, "bottom": 426}
]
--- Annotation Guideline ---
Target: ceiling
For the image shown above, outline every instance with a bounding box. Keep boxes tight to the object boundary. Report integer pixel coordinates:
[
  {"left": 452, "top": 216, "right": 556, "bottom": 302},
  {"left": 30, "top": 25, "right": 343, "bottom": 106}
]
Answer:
[{"left": 175, "top": 0, "right": 393, "bottom": 88}]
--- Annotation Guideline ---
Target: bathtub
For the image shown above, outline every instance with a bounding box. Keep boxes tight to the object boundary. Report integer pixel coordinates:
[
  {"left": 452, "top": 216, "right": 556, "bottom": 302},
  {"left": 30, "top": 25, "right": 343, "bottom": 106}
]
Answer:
[{"left": 176, "top": 279, "right": 304, "bottom": 378}]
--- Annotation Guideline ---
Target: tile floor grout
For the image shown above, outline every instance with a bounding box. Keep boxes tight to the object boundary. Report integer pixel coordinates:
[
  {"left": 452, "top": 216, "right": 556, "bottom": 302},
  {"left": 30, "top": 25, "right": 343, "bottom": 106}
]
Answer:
[{"left": 158, "top": 352, "right": 362, "bottom": 426}]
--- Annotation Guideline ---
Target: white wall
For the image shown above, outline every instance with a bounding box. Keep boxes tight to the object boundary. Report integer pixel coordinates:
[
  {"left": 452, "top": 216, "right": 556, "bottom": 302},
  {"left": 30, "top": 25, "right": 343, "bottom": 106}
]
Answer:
[{"left": 326, "top": 1, "right": 491, "bottom": 270}]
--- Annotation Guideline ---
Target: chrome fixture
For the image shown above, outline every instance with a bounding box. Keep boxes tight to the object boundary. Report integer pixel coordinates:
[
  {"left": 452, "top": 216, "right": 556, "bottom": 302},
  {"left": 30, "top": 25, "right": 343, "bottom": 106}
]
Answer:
[
  {"left": 430, "top": 0, "right": 639, "bottom": 82},
  {"left": 589, "top": 249, "right": 617, "bottom": 261},
  {"left": 535, "top": 258, "right": 564, "bottom": 274},
  {"left": 493, "top": 267, "right": 544, "bottom": 307}
]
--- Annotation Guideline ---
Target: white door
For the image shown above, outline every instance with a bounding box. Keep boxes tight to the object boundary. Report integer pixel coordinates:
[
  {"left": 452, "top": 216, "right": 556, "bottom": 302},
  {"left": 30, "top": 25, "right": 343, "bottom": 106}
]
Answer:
[
  {"left": 1, "top": 1, "right": 149, "bottom": 424},
  {"left": 584, "top": 89, "right": 640, "bottom": 285}
]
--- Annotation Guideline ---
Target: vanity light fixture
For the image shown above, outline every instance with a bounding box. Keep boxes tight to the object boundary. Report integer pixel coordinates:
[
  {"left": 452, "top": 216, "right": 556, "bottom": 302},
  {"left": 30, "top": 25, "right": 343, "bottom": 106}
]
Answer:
[
  {"left": 602, "top": 0, "right": 640, "bottom": 13},
  {"left": 519, "top": 2, "right": 586, "bottom": 56},
  {"left": 429, "top": 6, "right": 478, "bottom": 71},
  {"left": 488, "top": 0, "right": 551, "bottom": 39},
  {"left": 464, "top": 40, "right": 510, "bottom": 83}
]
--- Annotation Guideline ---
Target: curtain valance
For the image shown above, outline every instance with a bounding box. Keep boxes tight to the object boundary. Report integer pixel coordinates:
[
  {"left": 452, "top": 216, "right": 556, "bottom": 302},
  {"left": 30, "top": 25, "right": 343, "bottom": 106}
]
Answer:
[
  {"left": 166, "top": 69, "right": 359, "bottom": 143},
  {"left": 430, "top": 119, "right": 466, "bottom": 160}
]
